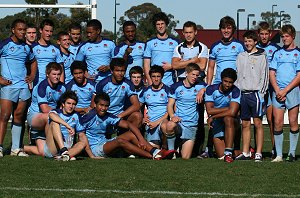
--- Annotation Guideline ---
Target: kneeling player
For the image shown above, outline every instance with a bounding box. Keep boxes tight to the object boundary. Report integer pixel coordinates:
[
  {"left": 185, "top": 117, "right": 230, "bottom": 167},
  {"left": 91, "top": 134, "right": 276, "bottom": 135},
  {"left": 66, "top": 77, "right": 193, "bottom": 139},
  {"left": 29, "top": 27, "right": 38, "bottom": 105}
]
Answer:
[
  {"left": 82, "top": 92, "right": 175, "bottom": 159},
  {"left": 165, "top": 63, "right": 206, "bottom": 159},
  {"left": 44, "top": 91, "right": 87, "bottom": 161},
  {"left": 205, "top": 68, "right": 240, "bottom": 163}
]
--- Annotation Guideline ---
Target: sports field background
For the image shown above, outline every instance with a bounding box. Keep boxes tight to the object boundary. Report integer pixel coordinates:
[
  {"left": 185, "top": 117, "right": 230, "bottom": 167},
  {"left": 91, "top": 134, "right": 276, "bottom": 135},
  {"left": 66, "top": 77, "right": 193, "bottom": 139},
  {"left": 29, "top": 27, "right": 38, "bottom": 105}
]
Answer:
[{"left": 0, "top": 126, "right": 300, "bottom": 197}]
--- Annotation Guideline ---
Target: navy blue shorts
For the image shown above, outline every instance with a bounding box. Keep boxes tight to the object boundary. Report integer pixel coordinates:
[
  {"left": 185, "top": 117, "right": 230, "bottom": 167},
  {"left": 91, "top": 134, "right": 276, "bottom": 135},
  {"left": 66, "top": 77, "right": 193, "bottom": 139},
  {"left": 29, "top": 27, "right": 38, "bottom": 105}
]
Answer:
[{"left": 240, "top": 91, "right": 266, "bottom": 120}]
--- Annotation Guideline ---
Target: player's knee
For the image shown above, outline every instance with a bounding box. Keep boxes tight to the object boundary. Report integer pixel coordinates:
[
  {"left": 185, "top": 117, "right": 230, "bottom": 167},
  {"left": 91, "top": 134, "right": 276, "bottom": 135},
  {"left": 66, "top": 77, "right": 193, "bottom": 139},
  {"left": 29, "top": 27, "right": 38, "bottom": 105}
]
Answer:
[
  {"left": 181, "top": 153, "right": 191, "bottom": 160},
  {"left": 116, "top": 137, "right": 128, "bottom": 146},
  {"left": 224, "top": 116, "right": 234, "bottom": 126}
]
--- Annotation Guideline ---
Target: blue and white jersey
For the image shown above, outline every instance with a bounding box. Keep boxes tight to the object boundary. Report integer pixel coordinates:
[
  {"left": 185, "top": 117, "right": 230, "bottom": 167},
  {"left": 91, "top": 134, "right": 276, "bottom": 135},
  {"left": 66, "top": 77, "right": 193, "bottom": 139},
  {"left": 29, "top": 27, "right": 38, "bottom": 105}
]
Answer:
[
  {"left": 69, "top": 43, "right": 81, "bottom": 57},
  {"left": 95, "top": 76, "right": 136, "bottom": 115},
  {"left": 80, "top": 109, "right": 120, "bottom": 148},
  {"left": 209, "top": 39, "right": 245, "bottom": 84},
  {"left": 49, "top": 109, "right": 84, "bottom": 142},
  {"left": 140, "top": 85, "right": 170, "bottom": 122},
  {"left": 144, "top": 36, "right": 179, "bottom": 86},
  {"left": 114, "top": 41, "right": 145, "bottom": 79},
  {"left": 29, "top": 79, "right": 66, "bottom": 113},
  {"left": 32, "top": 42, "right": 63, "bottom": 85},
  {"left": 61, "top": 51, "right": 75, "bottom": 84},
  {"left": 257, "top": 42, "right": 280, "bottom": 63},
  {"left": 168, "top": 81, "right": 207, "bottom": 126},
  {"left": 173, "top": 40, "right": 208, "bottom": 78},
  {"left": 269, "top": 47, "right": 300, "bottom": 89},
  {"left": 75, "top": 39, "right": 115, "bottom": 81},
  {"left": 205, "top": 83, "right": 241, "bottom": 108},
  {"left": 66, "top": 79, "right": 95, "bottom": 108},
  {"left": 0, "top": 38, "right": 35, "bottom": 88}
]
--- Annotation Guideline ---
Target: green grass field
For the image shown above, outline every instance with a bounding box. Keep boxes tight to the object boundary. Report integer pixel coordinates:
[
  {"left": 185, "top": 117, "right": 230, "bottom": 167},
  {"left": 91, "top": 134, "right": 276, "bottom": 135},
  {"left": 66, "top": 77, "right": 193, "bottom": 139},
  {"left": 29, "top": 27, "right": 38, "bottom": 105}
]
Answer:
[{"left": 0, "top": 126, "right": 300, "bottom": 197}]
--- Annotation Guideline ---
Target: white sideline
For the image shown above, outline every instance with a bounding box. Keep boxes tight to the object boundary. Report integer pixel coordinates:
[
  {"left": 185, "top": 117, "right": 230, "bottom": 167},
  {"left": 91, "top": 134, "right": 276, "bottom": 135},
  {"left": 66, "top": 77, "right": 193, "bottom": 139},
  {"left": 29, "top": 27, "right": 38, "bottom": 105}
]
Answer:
[{"left": 1, "top": 187, "right": 300, "bottom": 197}]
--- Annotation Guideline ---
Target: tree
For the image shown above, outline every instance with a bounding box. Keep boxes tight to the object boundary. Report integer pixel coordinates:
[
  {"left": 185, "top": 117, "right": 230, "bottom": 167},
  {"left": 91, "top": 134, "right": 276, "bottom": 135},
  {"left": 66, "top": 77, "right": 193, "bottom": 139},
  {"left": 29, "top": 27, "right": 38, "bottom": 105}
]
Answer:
[
  {"left": 260, "top": 11, "right": 291, "bottom": 29},
  {"left": 25, "top": 0, "right": 59, "bottom": 26},
  {"left": 70, "top": 2, "right": 90, "bottom": 25},
  {"left": 117, "top": 3, "right": 179, "bottom": 43}
]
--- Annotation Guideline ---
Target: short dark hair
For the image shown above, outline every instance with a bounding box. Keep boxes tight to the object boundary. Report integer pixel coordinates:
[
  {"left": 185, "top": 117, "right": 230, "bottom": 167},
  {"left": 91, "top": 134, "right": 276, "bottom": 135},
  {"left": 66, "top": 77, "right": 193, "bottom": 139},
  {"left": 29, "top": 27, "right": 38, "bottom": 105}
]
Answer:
[
  {"left": 46, "top": 62, "right": 62, "bottom": 75},
  {"left": 40, "top": 19, "right": 54, "bottom": 30},
  {"left": 122, "top": 21, "right": 136, "bottom": 31},
  {"left": 57, "top": 31, "right": 69, "bottom": 40},
  {"left": 70, "top": 61, "right": 87, "bottom": 75},
  {"left": 186, "top": 63, "right": 200, "bottom": 73},
  {"left": 243, "top": 30, "right": 258, "bottom": 42},
  {"left": 69, "top": 23, "right": 82, "bottom": 31},
  {"left": 183, "top": 21, "right": 197, "bottom": 31},
  {"left": 149, "top": 65, "right": 165, "bottom": 77},
  {"left": 257, "top": 21, "right": 270, "bottom": 33},
  {"left": 219, "top": 16, "right": 236, "bottom": 32},
  {"left": 87, "top": 19, "right": 102, "bottom": 31},
  {"left": 110, "top": 58, "right": 126, "bottom": 71},
  {"left": 221, "top": 68, "right": 237, "bottom": 82},
  {"left": 11, "top": 19, "right": 26, "bottom": 29},
  {"left": 26, "top": 23, "right": 36, "bottom": 30},
  {"left": 59, "top": 90, "right": 78, "bottom": 105},
  {"left": 129, "top": 66, "right": 143, "bottom": 77},
  {"left": 152, "top": 12, "right": 169, "bottom": 27},
  {"left": 94, "top": 92, "right": 110, "bottom": 104}
]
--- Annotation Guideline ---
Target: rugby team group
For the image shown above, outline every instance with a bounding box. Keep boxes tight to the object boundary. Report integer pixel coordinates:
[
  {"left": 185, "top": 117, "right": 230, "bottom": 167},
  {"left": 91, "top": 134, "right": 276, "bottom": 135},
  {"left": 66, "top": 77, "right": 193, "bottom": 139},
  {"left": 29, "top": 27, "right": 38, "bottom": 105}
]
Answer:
[{"left": 0, "top": 11, "right": 299, "bottom": 163}]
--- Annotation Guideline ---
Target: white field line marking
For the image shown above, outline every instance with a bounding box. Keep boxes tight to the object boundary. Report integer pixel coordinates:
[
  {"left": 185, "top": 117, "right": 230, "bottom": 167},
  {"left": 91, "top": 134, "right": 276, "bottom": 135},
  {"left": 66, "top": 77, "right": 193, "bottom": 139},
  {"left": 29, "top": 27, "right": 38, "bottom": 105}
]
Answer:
[{"left": 1, "top": 187, "right": 300, "bottom": 197}]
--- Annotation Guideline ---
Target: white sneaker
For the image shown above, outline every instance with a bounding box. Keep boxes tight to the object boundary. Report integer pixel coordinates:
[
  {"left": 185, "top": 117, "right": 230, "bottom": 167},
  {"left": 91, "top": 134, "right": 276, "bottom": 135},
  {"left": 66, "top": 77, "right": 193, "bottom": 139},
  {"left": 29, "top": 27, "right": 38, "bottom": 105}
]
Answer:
[
  {"left": 271, "top": 156, "right": 283, "bottom": 162},
  {"left": 171, "top": 153, "right": 176, "bottom": 160},
  {"left": 10, "top": 149, "right": 29, "bottom": 157},
  {"left": 128, "top": 155, "right": 136, "bottom": 159},
  {"left": 0, "top": 148, "right": 3, "bottom": 158}
]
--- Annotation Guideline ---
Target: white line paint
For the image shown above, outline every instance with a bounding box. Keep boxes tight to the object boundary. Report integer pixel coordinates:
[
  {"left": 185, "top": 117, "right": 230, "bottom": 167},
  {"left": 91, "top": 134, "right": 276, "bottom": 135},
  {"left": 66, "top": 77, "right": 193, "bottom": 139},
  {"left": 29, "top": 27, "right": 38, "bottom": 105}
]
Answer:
[{"left": 1, "top": 187, "right": 300, "bottom": 197}]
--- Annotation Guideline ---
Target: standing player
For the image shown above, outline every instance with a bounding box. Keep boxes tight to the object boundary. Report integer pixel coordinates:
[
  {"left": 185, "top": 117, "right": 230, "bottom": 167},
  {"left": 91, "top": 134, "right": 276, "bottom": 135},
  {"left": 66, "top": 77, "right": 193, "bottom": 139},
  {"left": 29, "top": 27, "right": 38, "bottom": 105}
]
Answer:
[
  {"left": 68, "top": 23, "right": 82, "bottom": 56},
  {"left": 76, "top": 19, "right": 115, "bottom": 82},
  {"left": 0, "top": 19, "right": 37, "bottom": 157},
  {"left": 205, "top": 68, "right": 240, "bottom": 162},
  {"left": 66, "top": 61, "right": 95, "bottom": 115},
  {"left": 144, "top": 12, "right": 179, "bottom": 86},
  {"left": 235, "top": 30, "right": 269, "bottom": 162},
  {"left": 82, "top": 92, "right": 175, "bottom": 159},
  {"left": 269, "top": 25, "right": 300, "bottom": 162},
  {"left": 57, "top": 31, "right": 74, "bottom": 84},
  {"left": 139, "top": 66, "right": 169, "bottom": 149},
  {"left": 165, "top": 63, "right": 206, "bottom": 159},
  {"left": 95, "top": 58, "right": 142, "bottom": 131},
  {"left": 44, "top": 91, "right": 87, "bottom": 161},
  {"left": 24, "top": 62, "right": 66, "bottom": 156},
  {"left": 172, "top": 21, "right": 208, "bottom": 81},
  {"left": 114, "top": 21, "right": 145, "bottom": 80},
  {"left": 32, "top": 19, "right": 63, "bottom": 85},
  {"left": 257, "top": 22, "right": 280, "bottom": 158},
  {"left": 207, "top": 16, "right": 245, "bottom": 85}
]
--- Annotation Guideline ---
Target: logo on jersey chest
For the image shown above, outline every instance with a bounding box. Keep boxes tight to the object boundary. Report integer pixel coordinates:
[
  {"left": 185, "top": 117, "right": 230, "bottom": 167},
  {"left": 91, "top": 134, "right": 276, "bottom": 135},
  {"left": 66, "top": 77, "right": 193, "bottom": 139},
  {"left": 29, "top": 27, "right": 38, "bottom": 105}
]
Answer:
[
  {"left": 88, "top": 47, "right": 92, "bottom": 51},
  {"left": 104, "top": 44, "right": 108, "bottom": 48},
  {"left": 146, "top": 94, "right": 151, "bottom": 99},
  {"left": 268, "top": 49, "right": 273, "bottom": 54},
  {"left": 52, "top": 49, "right": 56, "bottom": 54},
  {"left": 138, "top": 45, "right": 143, "bottom": 51},
  {"left": 9, "top": 46, "right": 15, "bottom": 52},
  {"left": 231, "top": 45, "right": 236, "bottom": 52}
]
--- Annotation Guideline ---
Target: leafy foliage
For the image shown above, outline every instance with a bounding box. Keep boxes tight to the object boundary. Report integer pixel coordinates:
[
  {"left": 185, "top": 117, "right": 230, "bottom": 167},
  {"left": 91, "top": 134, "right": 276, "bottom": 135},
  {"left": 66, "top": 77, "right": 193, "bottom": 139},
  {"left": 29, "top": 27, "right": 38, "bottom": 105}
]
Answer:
[{"left": 259, "top": 11, "right": 291, "bottom": 29}]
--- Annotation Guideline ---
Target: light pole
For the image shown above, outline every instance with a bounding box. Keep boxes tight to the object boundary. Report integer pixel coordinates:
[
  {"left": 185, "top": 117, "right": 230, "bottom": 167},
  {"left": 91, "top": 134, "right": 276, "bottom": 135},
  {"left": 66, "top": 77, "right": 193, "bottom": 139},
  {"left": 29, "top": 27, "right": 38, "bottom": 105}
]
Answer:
[
  {"left": 114, "top": 0, "right": 120, "bottom": 43},
  {"left": 272, "top": 4, "right": 277, "bottom": 30},
  {"left": 237, "top": 9, "right": 245, "bottom": 40},
  {"left": 279, "top": 11, "right": 284, "bottom": 28},
  {"left": 247, "top": 14, "right": 255, "bottom": 30}
]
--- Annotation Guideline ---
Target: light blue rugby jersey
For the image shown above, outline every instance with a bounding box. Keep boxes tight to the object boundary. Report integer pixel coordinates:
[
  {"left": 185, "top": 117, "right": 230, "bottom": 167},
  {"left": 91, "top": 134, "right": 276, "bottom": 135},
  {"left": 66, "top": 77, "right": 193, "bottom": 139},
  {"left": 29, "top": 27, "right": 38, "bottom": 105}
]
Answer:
[
  {"left": 32, "top": 42, "right": 63, "bottom": 85},
  {"left": 209, "top": 39, "right": 245, "bottom": 84},
  {"left": 29, "top": 79, "right": 66, "bottom": 113},
  {"left": 0, "top": 38, "right": 35, "bottom": 88},
  {"left": 173, "top": 40, "right": 208, "bottom": 78},
  {"left": 114, "top": 41, "right": 145, "bottom": 79},
  {"left": 66, "top": 79, "right": 95, "bottom": 108},
  {"left": 75, "top": 39, "right": 115, "bottom": 82},
  {"left": 61, "top": 51, "right": 75, "bottom": 84},
  {"left": 69, "top": 43, "right": 81, "bottom": 57},
  {"left": 144, "top": 36, "right": 179, "bottom": 86},
  {"left": 80, "top": 109, "right": 121, "bottom": 148},
  {"left": 95, "top": 76, "right": 136, "bottom": 116},
  {"left": 168, "top": 80, "right": 207, "bottom": 127},
  {"left": 49, "top": 109, "right": 84, "bottom": 142},
  {"left": 205, "top": 83, "right": 241, "bottom": 108},
  {"left": 269, "top": 47, "right": 300, "bottom": 89},
  {"left": 257, "top": 42, "right": 280, "bottom": 63},
  {"left": 139, "top": 84, "right": 170, "bottom": 122}
]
